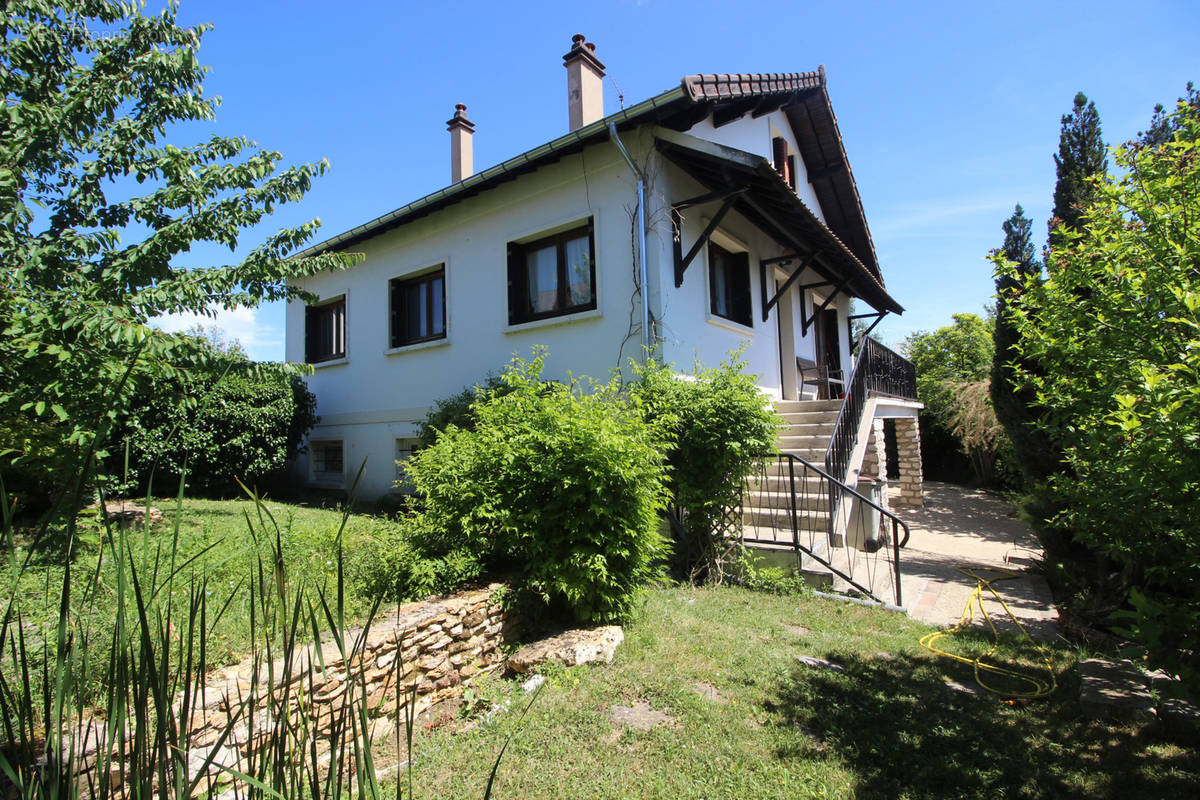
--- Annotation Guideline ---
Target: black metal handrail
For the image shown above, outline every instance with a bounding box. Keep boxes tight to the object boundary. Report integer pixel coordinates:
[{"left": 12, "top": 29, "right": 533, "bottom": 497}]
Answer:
[
  {"left": 740, "top": 452, "right": 910, "bottom": 606},
  {"left": 824, "top": 336, "right": 918, "bottom": 506}
]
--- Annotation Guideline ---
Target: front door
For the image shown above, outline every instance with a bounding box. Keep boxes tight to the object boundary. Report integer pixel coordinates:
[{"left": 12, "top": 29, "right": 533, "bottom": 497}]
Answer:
[{"left": 815, "top": 308, "right": 842, "bottom": 399}]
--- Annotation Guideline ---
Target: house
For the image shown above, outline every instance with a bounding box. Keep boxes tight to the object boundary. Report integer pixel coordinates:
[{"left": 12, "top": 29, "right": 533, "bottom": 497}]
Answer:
[{"left": 286, "top": 35, "right": 924, "bottom": 539}]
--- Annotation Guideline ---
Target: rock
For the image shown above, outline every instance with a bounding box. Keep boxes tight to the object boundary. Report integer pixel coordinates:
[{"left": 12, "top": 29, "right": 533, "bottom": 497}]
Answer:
[
  {"left": 521, "top": 674, "right": 546, "bottom": 693},
  {"left": 87, "top": 500, "right": 163, "bottom": 527},
  {"left": 797, "top": 655, "right": 846, "bottom": 673},
  {"left": 1079, "top": 658, "right": 1155, "bottom": 721},
  {"left": 689, "top": 681, "right": 724, "bottom": 702},
  {"left": 506, "top": 626, "right": 624, "bottom": 674}
]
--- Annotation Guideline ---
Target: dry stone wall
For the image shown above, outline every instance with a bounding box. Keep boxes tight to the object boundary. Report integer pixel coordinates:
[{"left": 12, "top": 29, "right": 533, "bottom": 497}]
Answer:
[{"left": 68, "top": 583, "right": 514, "bottom": 796}]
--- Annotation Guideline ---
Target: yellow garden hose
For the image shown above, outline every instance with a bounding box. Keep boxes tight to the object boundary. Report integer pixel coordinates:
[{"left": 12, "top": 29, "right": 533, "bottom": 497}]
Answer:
[{"left": 919, "top": 566, "right": 1058, "bottom": 699}]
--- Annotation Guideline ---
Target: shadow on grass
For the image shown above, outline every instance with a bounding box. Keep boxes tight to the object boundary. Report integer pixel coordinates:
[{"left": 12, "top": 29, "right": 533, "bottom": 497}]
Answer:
[{"left": 766, "top": 638, "right": 1200, "bottom": 800}]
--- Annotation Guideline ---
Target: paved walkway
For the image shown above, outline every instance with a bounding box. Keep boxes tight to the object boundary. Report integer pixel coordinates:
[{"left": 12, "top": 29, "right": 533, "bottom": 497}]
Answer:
[{"left": 893, "top": 481, "right": 1059, "bottom": 641}]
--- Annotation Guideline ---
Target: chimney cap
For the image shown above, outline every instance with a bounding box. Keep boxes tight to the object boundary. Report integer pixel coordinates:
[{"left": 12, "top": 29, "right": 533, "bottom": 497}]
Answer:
[
  {"left": 446, "top": 103, "right": 475, "bottom": 132},
  {"left": 562, "top": 32, "right": 605, "bottom": 72}
]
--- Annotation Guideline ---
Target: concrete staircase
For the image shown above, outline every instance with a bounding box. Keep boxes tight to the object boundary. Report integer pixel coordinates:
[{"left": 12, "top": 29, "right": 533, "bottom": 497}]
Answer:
[{"left": 741, "top": 399, "right": 842, "bottom": 559}]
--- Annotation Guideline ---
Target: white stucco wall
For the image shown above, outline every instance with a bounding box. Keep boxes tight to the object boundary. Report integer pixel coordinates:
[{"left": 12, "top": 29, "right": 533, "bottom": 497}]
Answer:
[{"left": 287, "top": 109, "right": 864, "bottom": 499}]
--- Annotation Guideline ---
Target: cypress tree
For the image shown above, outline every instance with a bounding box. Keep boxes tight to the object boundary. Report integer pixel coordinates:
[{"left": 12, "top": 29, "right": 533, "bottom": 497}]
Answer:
[{"left": 1049, "top": 92, "right": 1107, "bottom": 247}]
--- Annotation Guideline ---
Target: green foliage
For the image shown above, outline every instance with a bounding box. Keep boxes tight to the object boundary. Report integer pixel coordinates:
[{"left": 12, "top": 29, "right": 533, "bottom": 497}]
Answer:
[
  {"left": 414, "top": 374, "right": 510, "bottom": 450},
  {"left": 118, "top": 338, "right": 318, "bottom": 496},
  {"left": 994, "top": 99, "right": 1200, "bottom": 689},
  {"left": 903, "top": 314, "right": 1010, "bottom": 485},
  {"left": 404, "top": 350, "right": 669, "bottom": 624},
  {"left": 628, "top": 351, "right": 780, "bottom": 581},
  {"left": 1140, "top": 82, "right": 1199, "bottom": 147},
  {"left": 1050, "top": 91, "right": 1108, "bottom": 244},
  {"left": 992, "top": 204, "right": 1060, "bottom": 486},
  {"left": 0, "top": 1, "right": 356, "bottom": 503}
]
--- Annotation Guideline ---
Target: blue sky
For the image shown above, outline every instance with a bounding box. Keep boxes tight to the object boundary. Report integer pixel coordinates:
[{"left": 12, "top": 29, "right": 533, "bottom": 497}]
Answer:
[{"left": 154, "top": 0, "right": 1198, "bottom": 358}]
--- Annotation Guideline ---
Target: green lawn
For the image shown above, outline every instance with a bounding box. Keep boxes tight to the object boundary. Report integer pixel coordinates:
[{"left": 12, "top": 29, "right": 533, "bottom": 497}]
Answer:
[{"left": 395, "top": 585, "right": 1200, "bottom": 800}]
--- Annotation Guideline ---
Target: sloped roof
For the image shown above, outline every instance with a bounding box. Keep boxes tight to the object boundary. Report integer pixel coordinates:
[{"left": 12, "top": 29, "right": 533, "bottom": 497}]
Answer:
[{"left": 298, "top": 69, "right": 884, "bottom": 288}]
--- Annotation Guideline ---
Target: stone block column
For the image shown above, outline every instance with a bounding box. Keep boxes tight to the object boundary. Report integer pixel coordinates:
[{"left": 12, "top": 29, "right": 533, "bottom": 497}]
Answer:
[
  {"left": 860, "top": 418, "right": 886, "bottom": 482},
  {"left": 894, "top": 417, "right": 924, "bottom": 507}
]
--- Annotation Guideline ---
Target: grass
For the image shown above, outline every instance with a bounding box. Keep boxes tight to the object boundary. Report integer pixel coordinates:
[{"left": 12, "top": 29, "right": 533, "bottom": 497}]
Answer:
[
  {"left": 392, "top": 584, "right": 1200, "bottom": 800},
  {"left": 6, "top": 495, "right": 392, "bottom": 701}
]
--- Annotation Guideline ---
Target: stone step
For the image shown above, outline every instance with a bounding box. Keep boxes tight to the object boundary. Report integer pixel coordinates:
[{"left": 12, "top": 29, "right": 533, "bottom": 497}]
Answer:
[
  {"left": 776, "top": 399, "right": 842, "bottom": 414},
  {"left": 777, "top": 421, "right": 837, "bottom": 436},
  {"left": 778, "top": 434, "right": 831, "bottom": 449},
  {"left": 746, "top": 473, "right": 826, "bottom": 492},
  {"left": 743, "top": 489, "right": 832, "bottom": 511},
  {"left": 778, "top": 410, "right": 841, "bottom": 425},
  {"left": 742, "top": 506, "right": 829, "bottom": 531}
]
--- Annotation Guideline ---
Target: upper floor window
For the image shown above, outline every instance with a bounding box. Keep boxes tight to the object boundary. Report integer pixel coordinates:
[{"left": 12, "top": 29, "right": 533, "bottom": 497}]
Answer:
[
  {"left": 305, "top": 297, "right": 345, "bottom": 363},
  {"left": 507, "top": 220, "right": 596, "bottom": 324},
  {"left": 390, "top": 267, "right": 446, "bottom": 348},
  {"left": 709, "top": 242, "right": 752, "bottom": 327},
  {"left": 772, "top": 136, "right": 797, "bottom": 191}
]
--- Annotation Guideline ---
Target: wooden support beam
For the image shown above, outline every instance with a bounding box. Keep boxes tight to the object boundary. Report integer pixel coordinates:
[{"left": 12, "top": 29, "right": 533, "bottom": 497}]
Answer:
[
  {"left": 801, "top": 281, "right": 844, "bottom": 336},
  {"left": 673, "top": 186, "right": 745, "bottom": 211},
  {"left": 750, "top": 94, "right": 789, "bottom": 119},
  {"left": 674, "top": 196, "right": 738, "bottom": 288},
  {"left": 806, "top": 162, "right": 846, "bottom": 182},
  {"left": 762, "top": 252, "right": 818, "bottom": 321}
]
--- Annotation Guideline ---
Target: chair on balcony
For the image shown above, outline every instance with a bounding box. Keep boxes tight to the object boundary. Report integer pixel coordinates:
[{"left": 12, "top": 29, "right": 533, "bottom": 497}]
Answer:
[{"left": 797, "top": 356, "right": 845, "bottom": 400}]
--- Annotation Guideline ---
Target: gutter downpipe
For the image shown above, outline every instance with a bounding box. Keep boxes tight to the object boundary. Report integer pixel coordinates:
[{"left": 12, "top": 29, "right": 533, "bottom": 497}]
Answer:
[{"left": 608, "top": 122, "right": 652, "bottom": 360}]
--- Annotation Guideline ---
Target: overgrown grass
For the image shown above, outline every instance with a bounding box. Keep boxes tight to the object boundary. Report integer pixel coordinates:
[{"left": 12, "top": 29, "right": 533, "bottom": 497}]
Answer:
[
  {"left": 6, "top": 496, "right": 394, "bottom": 704},
  {"left": 396, "top": 585, "right": 1200, "bottom": 800}
]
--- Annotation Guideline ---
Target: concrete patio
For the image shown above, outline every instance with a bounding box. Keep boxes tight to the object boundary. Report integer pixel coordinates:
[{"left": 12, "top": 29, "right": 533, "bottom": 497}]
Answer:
[{"left": 894, "top": 481, "right": 1059, "bottom": 641}]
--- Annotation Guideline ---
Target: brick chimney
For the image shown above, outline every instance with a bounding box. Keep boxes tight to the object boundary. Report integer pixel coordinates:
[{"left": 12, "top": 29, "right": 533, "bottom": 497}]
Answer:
[
  {"left": 562, "top": 34, "right": 605, "bottom": 131},
  {"left": 446, "top": 104, "right": 475, "bottom": 183}
]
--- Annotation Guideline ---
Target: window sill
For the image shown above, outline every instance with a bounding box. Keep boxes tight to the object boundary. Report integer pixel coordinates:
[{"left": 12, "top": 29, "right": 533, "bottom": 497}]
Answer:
[
  {"left": 504, "top": 307, "right": 602, "bottom": 334},
  {"left": 310, "top": 356, "right": 348, "bottom": 369},
  {"left": 705, "top": 314, "right": 755, "bottom": 336},
  {"left": 385, "top": 337, "right": 450, "bottom": 356}
]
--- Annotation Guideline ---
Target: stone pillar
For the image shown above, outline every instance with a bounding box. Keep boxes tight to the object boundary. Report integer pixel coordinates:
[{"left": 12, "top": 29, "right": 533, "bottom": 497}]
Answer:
[
  {"left": 894, "top": 417, "right": 924, "bottom": 507},
  {"left": 860, "top": 418, "right": 886, "bottom": 482}
]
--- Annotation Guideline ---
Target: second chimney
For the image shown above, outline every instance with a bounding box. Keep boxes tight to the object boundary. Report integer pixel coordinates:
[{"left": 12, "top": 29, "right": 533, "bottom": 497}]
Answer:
[
  {"left": 446, "top": 104, "right": 474, "bottom": 183},
  {"left": 563, "top": 34, "right": 605, "bottom": 131}
]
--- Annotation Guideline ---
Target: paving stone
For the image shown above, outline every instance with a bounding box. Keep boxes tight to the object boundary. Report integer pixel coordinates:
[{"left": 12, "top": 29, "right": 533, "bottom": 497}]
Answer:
[
  {"left": 797, "top": 655, "right": 846, "bottom": 673},
  {"left": 1079, "top": 658, "right": 1155, "bottom": 721}
]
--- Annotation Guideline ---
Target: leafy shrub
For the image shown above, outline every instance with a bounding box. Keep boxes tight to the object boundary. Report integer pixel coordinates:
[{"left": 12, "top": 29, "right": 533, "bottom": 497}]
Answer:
[
  {"left": 414, "top": 374, "right": 510, "bottom": 450},
  {"left": 345, "top": 519, "right": 482, "bottom": 603},
  {"left": 627, "top": 350, "right": 779, "bottom": 582},
  {"left": 994, "top": 99, "right": 1200, "bottom": 689},
  {"left": 119, "top": 342, "right": 317, "bottom": 496},
  {"left": 404, "top": 350, "right": 669, "bottom": 624}
]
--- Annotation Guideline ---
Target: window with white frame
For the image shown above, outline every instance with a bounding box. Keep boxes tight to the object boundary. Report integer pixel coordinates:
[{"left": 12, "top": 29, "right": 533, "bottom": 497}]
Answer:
[
  {"left": 708, "top": 241, "right": 752, "bottom": 327},
  {"left": 305, "top": 297, "right": 346, "bottom": 363},
  {"left": 390, "top": 267, "right": 446, "bottom": 348},
  {"left": 507, "top": 220, "right": 596, "bottom": 324},
  {"left": 394, "top": 438, "right": 421, "bottom": 484}
]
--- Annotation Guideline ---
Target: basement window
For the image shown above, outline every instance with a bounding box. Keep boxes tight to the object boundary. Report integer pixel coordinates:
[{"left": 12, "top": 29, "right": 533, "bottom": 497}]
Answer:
[
  {"left": 708, "top": 241, "right": 752, "bottom": 327},
  {"left": 390, "top": 267, "right": 446, "bottom": 347},
  {"left": 305, "top": 297, "right": 346, "bottom": 363},
  {"left": 310, "top": 440, "right": 344, "bottom": 483},
  {"left": 507, "top": 220, "right": 596, "bottom": 324}
]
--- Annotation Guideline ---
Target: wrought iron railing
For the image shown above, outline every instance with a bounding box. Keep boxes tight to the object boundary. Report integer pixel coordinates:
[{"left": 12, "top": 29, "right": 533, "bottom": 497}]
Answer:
[
  {"left": 740, "top": 453, "right": 910, "bottom": 606},
  {"left": 824, "top": 336, "right": 918, "bottom": 505}
]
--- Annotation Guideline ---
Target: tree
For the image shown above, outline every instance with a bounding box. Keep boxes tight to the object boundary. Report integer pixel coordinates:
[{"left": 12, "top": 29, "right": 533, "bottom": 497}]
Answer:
[
  {"left": 1140, "top": 82, "right": 1198, "bottom": 147},
  {"left": 990, "top": 204, "right": 1057, "bottom": 484},
  {"left": 1050, "top": 92, "right": 1107, "bottom": 246},
  {"left": 0, "top": 1, "right": 356, "bottom": 506},
  {"left": 994, "top": 98, "right": 1200, "bottom": 688},
  {"left": 903, "top": 313, "right": 1008, "bottom": 484}
]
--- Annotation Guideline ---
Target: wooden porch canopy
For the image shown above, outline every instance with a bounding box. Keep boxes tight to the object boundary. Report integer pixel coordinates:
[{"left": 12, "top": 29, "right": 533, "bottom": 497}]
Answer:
[{"left": 656, "top": 130, "right": 903, "bottom": 328}]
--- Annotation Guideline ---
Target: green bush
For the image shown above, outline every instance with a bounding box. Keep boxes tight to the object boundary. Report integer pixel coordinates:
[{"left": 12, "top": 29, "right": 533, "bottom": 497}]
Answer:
[
  {"left": 414, "top": 374, "right": 510, "bottom": 450},
  {"left": 119, "top": 344, "right": 318, "bottom": 496},
  {"left": 404, "top": 350, "right": 669, "bottom": 624},
  {"left": 994, "top": 99, "right": 1200, "bottom": 689},
  {"left": 628, "top": 350, "right": 779, "bottom": 581}
]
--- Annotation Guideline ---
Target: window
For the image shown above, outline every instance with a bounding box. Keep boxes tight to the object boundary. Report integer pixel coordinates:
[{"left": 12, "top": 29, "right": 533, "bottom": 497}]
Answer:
[
  {"left": 507, "top": 221, "right": 596, "bottom": 324},
  {"left": 708, "top": 242, "right": 752, "bottom": 327},
  {"left": 311, "top": 440, "right": 344, "bottom": 482},
  {"left": 772, "top": 136, "right": 797, "bottom": 191},
  {"left": 390, "top": 267, "right": 446, "bottom": 347},
  {"left": 305, "top": 297, "right": 345, "bottom": 363}
]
